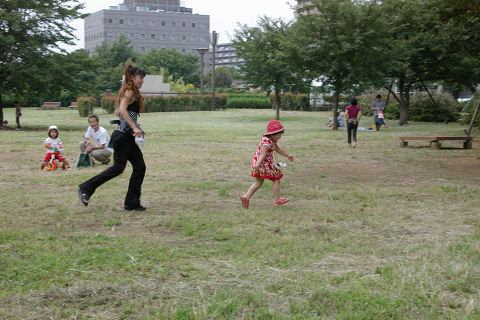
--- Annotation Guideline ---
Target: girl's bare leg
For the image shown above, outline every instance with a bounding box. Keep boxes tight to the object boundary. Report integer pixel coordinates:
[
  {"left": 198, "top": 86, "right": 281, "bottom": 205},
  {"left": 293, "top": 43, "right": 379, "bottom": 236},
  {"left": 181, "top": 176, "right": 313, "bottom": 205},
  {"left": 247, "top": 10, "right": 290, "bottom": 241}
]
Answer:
[
  {"left": 245, "top": 177, "right": 264, "bottom": 200},
  {"left": 272, "top": 180, "right": 281, "bottom": 201}
]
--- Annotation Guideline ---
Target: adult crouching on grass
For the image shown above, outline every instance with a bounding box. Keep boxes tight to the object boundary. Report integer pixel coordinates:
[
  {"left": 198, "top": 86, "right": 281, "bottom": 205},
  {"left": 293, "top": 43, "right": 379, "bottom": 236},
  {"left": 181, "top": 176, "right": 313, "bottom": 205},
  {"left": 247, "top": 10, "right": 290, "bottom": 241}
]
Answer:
[
  {"left": 78, "top": 65, "right": 147, "bottom": 211},
  {"left": 79, "top": 115, "right": 113, "bottom": 165}
]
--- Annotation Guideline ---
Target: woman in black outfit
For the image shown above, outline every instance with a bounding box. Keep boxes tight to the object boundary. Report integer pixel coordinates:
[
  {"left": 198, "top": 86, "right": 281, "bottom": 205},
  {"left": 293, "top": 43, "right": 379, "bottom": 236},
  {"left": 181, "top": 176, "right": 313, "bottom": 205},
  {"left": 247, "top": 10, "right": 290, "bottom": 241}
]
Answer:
[{"left": 78, "top": 65, "right": 147, "bottom": 211}]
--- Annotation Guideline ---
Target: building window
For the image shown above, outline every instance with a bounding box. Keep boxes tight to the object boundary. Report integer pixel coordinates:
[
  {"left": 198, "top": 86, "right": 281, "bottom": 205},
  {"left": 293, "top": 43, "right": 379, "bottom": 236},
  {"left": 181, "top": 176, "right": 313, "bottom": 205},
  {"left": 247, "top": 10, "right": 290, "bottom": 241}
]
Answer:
[
  {"left": 141, "top": 34, "right": 145, "bottom": 39},
  {"left": 192, "top": 23, "right": 196, "bottom": 28},
  {"left": 151, "top": 34, "right": 155, "bottom": 39},
  {"left": 108, "top": 18, "right": 113, "bottom": 24},
  {"left": 107, "top": 32, "right": 113, "bottom": 38},
  {"left": 140, "top": 47, "right": 145, "bottom": 53},
  {"left": 182, "top": 35, "right": 186, "bottom": 40},
  {"left": 161, "top": 34, "right": 166, "bottom": 40},
  {"left": 181, "top": 49, "right": 186, "bottom": 53},
  {"left": 172, "top": 21, "right": 176, "bottom": 26},
  {"left": 119, "top": 19, "right": 124, "bottom": 24},
  {"left": 182, "top": 22, "right": 186, "bottom": 27},
  {"left": 161, "top": 21, "right": 166, "bottom": 26},
  {"left": 129, "top": 19, "right": 135, "bottom": 25},
  {"left": 140, "top": 20, "right": 145, "bottom": 26},
  {"left": 170, "top": 35, "right": 176, "bottom": 40},
  {"left": 130, "top": 33, "right": 135, "bottom": 39},
  {"left": 151, "top": 20, "right": 156, "bottom": 26}
]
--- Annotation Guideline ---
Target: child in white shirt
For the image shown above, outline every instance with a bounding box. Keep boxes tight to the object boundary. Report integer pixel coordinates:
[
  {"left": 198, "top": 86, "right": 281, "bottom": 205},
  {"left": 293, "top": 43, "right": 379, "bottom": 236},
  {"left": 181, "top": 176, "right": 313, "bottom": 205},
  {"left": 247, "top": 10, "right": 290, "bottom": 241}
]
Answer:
[{"left": 41, "top": 125, "right": 71, "bottom": 170}]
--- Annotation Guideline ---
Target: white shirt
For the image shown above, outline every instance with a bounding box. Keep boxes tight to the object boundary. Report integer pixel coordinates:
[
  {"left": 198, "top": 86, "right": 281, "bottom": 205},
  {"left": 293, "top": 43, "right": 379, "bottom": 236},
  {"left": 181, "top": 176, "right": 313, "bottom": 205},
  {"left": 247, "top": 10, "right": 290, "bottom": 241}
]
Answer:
[
  {"left": 44, "top": 137, "right": 63, "bottom": 153},
  {"left": 85, "top": 126, "right": 113, "bottom": 153}
]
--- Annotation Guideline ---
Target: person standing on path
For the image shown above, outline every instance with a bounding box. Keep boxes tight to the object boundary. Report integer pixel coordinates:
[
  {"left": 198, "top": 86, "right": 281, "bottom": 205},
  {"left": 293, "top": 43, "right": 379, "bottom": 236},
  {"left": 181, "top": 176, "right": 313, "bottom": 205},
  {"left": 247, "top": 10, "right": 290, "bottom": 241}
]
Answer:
[
  {"left": 78, "top": 65, "right": 147, "bottom": 211},
  {"left": 370, "top": 94, "right": 385, "bottom": 131}
]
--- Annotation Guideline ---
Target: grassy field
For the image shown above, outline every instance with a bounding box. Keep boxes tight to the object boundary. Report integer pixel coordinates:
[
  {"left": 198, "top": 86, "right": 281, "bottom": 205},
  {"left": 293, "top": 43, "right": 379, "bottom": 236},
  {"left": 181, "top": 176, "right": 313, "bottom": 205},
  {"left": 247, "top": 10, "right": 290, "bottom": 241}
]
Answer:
[{"left": 1, "top": 108, "right": 480, "bottom": 319}]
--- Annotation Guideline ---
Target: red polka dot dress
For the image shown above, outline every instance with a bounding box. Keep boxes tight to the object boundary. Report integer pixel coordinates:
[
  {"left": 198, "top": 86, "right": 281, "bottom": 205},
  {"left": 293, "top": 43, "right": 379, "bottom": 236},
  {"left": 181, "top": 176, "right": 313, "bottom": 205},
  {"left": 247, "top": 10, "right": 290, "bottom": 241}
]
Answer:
[{"left": 251, "top": 137, "right": 283, "bottom": 181}]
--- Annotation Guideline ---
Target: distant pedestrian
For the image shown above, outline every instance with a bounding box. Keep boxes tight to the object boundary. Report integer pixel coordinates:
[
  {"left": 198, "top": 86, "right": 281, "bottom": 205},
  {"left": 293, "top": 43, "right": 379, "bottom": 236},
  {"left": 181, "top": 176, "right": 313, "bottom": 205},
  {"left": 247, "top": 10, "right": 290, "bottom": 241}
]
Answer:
[
  {"left": 78, "top": 65, "right": 147, "bottom": 211},
  {"left": 371, "top": 94, "right": 385, "bottom": 131},
  {"left": 240, "top": 120, "right": 295, "bottom": 209},
  {"left": 14, "top": 101, "right": 21, "bottom": 130},
  {"left": 344, "top": 98, "right": 362, "bottom": 148}
]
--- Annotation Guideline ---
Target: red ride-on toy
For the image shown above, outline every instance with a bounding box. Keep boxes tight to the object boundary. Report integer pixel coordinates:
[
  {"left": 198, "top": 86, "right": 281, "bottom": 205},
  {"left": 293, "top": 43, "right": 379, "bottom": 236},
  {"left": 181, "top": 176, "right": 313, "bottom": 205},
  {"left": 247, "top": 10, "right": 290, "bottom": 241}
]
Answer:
[{"left": 41, "top": 148, "right": 66, "bottom": 171}]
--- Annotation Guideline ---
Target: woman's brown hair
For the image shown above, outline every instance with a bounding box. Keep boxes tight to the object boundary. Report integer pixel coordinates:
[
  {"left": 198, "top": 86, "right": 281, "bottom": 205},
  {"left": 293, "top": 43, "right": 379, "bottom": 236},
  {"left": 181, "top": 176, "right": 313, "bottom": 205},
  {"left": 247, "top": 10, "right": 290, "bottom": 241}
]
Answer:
[{"left": 116, "top": 65, "right": 146, "bottom": 114}]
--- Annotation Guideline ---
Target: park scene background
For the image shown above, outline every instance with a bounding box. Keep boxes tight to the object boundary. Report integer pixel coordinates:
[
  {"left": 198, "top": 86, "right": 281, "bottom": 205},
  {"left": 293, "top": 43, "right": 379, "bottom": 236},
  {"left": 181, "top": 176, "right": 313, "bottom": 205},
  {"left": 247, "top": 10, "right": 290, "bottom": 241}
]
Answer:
[{"left": 1, "top": 0, "right": 480, "bottom": 318}]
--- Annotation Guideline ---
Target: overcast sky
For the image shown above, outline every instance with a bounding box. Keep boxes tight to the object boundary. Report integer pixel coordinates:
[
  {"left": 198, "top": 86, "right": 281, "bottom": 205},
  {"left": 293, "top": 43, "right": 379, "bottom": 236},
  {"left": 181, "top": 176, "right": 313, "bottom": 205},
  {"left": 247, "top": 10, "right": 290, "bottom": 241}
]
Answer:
[{"left": 65, "top": 0, "right": 295, "bottom": 51}]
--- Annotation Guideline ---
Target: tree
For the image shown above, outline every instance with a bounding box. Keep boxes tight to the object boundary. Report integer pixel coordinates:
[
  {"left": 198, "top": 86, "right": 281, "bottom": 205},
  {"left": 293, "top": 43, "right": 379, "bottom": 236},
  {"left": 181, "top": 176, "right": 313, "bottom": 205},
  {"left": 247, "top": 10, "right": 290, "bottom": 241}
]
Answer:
[
  {"left": 94, "top": 35, "right": 139, "bottom": 92},
  {"left": 139, "top": 49, "right": 200, "bottom": 86},
  {"left": 0, "top": 0, "right": 85, "bottom": 108},
  {"left": 204, "top": 66, "right": 239, "bottom": 89},
  {"left": 289, "top": 0, "right": 386, "bottom": 129},
  {"left": 96, "top": 34, "right": 138, "bottom": 68},
  {"left": 233, "top": 17, "right": 304, "bottom": 120}
]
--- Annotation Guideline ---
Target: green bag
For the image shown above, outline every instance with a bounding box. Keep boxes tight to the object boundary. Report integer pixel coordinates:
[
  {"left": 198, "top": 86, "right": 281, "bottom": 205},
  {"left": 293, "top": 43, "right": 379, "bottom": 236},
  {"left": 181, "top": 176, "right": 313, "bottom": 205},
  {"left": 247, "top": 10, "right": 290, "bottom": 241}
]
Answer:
[{"left": 77, "top": 153, "right": 92, "bottom": 167}]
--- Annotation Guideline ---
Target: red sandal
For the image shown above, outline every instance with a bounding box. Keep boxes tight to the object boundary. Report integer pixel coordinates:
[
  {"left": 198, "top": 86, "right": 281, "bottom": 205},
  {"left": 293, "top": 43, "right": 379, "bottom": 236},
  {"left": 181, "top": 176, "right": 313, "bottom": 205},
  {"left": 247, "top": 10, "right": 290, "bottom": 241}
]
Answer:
[
  {"left": 274, "top": 198, "right": 289, "bottom": 206},
  {"left": 240, "top": 195, "right": 249, "bottom": 209}
]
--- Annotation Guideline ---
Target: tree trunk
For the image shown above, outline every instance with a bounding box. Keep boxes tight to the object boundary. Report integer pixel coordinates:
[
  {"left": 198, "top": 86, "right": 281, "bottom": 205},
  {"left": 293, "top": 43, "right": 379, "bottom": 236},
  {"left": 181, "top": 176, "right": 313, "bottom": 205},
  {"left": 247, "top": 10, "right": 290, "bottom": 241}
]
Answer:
[
  {"left": 274, "top": 89, "right": 280, "bottom": 120},
  {"left": 466, "top": 99, "right": 480, "bottom": 137},
  {"left": 423, "top": 85, "right": 436, "bottom": 104},
  {"left": 332, "top": 90, "right": 340, "bottom": 130},
  {"left": 398, "top": 76, "right": 409, "bottom": 126},
  {"left": 0, "top": 93, "right": 3, "bottom": 124},
  {"left": 452, "top": 90, "right": 460, "bottom": 111},
  {"left": 384, "top": 84, "right": 401, "bottom": 104},
  {"left": 385, "top": 81, "right": 394, "bottom": 107}
]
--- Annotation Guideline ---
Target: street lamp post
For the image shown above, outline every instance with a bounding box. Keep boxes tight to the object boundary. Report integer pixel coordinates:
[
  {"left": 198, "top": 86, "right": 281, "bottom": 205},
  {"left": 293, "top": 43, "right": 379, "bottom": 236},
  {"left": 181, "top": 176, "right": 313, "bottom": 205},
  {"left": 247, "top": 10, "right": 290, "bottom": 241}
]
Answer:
[
  {"left": 211, "top": 31, "right": 218, "bottom": 111},
  {"left": 196, "top": 48, "right": 208, "bottom": 94}
]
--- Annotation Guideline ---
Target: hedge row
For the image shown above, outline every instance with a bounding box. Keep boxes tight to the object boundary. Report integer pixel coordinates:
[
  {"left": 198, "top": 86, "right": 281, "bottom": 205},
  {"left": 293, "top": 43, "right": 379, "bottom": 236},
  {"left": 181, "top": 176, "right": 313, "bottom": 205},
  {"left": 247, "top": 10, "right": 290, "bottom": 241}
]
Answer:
[
  {"left": 269, "top": 93, "right": 310, "bottom": 111},
  {"left": 144, "top": 94, "right": 228, "bottom": 112},
  {"left": 77, "top": 93, "right": 310, "bottom": 116}
]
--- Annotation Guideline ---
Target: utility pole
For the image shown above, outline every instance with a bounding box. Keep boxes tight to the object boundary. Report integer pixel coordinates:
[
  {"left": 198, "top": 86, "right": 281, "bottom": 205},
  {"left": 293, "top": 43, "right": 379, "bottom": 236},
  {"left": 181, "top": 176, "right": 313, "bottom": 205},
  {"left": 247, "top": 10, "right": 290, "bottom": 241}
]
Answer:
[
  {"left": 211, "top": 31, "right": 218, "bottom": 111},
  {"left": 196, "top": 48, "right": 208, "bottom": 94}
]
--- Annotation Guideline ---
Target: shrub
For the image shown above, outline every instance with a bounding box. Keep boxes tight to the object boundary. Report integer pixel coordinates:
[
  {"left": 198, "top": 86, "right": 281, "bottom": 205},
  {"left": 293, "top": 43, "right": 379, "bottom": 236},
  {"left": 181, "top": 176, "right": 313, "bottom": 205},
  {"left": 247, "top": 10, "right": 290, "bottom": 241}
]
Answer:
[
  {"left": 77, "top": 96, "right": 96, "bottom": 117},
  {"left": 59, "top": 90, "right": 76, "bottom": 107},
  {"left": 227, "top": 97, "right": 271, "bottom": 109},
  {"left": 384, "top": 104, "right": 400, "bottom": 120},
  {"left": 409, "top": 92, "right": 459, "bottom": 123},
  {"left": 269, "top": 93, "right": 310, "bottom": 111},
  {"left": 101, "top": 96, "right": 117, "bottom": 114}
]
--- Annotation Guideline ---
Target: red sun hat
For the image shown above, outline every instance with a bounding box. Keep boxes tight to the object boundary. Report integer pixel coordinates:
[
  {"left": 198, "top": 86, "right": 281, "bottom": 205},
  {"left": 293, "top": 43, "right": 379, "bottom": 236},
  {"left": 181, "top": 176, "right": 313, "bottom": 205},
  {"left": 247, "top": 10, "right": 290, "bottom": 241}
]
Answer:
[{"left": 264, "top": 120, "right": 285, "bottom": 136}]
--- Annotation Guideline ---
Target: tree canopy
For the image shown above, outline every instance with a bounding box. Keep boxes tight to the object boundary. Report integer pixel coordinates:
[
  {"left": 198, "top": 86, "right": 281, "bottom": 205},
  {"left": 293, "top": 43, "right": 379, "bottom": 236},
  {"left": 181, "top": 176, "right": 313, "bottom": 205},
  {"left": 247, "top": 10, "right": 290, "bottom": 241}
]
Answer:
[{"left": 0, "top": 0, "right": 85, "bottom": 103}]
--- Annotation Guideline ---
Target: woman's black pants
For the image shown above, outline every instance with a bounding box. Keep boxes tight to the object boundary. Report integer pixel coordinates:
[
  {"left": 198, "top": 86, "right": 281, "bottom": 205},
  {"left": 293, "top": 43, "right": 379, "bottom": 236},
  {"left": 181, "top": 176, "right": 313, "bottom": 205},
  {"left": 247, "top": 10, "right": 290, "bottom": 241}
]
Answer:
[
  {"left": 347, "top": 121, "right": 358, "bottom": 144},
  {"left": 79, "top": 133, "right": 146, "bottom": 208}
]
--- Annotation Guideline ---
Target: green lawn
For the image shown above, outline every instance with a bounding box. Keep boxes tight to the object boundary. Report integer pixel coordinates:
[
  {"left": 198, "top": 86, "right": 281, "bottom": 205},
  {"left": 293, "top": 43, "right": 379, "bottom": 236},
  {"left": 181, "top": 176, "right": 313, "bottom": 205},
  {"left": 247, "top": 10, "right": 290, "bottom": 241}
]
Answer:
[{"left": 1, "top": 108, "right": 479, "bottom": 319}]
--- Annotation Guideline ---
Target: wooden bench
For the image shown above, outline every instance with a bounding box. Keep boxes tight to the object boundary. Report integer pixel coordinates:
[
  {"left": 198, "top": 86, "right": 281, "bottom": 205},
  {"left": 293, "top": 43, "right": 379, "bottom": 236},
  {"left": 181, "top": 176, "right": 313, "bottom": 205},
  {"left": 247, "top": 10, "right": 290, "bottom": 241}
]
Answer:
[
  {"left": 399, "top": 136, "right": 473, "bottom": 149},
  {"left": 41, "top": 102, "right": 61, "bottom": 110},
  {"left": 68, "top": 102, "right": 78, "bottom": 109}
]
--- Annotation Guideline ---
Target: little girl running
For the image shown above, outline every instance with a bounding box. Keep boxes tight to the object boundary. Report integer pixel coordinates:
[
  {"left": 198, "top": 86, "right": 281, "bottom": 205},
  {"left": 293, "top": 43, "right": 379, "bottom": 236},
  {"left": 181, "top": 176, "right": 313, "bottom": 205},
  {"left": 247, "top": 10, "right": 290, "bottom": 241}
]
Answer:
[
  {"left": 41, "top": 125, "right": 72, "bottom": 170},
  {"left": 240, "top": 120, "right": 295, "bottom": 209}
]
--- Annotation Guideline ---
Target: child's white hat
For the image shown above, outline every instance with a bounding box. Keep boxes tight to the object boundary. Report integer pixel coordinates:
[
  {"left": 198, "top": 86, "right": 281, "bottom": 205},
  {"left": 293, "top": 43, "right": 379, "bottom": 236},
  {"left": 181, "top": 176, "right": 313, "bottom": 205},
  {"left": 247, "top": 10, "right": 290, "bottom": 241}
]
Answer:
[{"left": 48, "top": 125, "right": 58, "bottom": 134}]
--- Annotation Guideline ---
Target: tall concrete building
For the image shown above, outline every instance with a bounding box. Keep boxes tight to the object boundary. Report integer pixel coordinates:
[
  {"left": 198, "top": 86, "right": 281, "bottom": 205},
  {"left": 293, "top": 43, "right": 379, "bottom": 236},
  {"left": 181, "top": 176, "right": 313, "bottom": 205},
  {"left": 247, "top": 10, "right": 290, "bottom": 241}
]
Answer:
[{"left": 84, "top": 1, "right": 210, "bottom": 58}]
